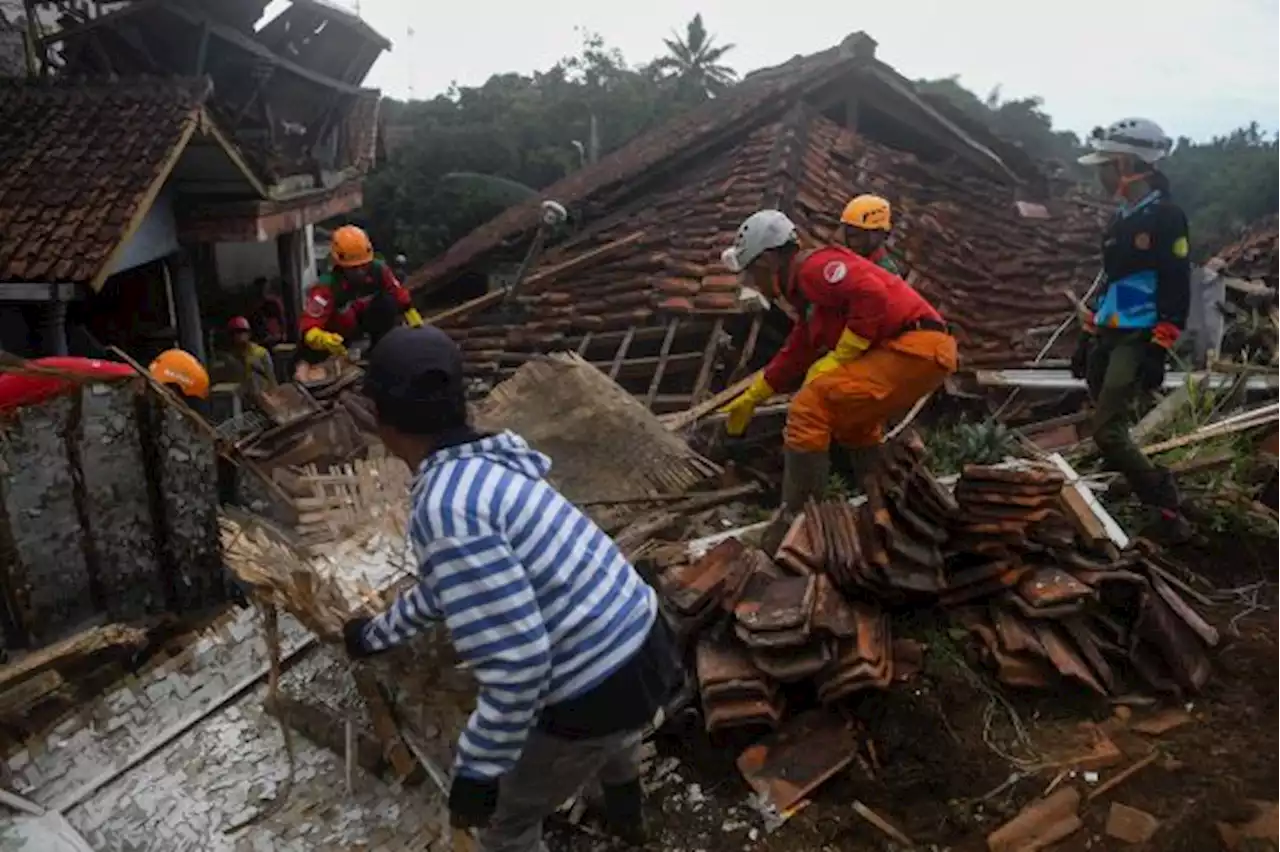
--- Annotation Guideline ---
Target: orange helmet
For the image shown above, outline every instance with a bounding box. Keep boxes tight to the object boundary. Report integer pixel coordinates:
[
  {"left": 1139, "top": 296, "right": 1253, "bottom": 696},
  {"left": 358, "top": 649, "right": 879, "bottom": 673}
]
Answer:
[
  {"left": 331, "top": 225, "right": 374, "bottom": 268},
  {"left": 840, "top": 195, "right": 892, "bottom": 231},
  {"left": 149, "top": 349, "right": 210, "bottom": 400},
  {"left": 227, "top": 316, "right": 251, "bottom": 332}
]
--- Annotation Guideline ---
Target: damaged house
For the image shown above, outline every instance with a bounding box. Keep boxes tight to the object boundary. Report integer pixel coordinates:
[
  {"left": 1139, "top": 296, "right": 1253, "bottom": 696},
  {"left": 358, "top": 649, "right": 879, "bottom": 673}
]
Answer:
[
  {"left": 406, "top": 32, "right": 1108, "bottom": 413},
  {"left": 0, "top": 0, "right": 387, "bottom": 367}
]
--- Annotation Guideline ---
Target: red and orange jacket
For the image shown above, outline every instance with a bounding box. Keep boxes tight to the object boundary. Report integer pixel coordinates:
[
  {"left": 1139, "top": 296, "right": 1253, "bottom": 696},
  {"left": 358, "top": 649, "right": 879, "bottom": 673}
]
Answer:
[
  {"left": 299, "top": 260, "right": 413, "bottom": 337},
  {"left": 762, "top": 246, "right": 944, "bottom": 391}
]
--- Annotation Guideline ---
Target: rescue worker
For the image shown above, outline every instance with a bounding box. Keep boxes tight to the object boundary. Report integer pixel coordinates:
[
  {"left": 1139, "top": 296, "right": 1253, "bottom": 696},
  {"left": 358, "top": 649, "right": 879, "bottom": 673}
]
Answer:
[
  {"left": 342, "top": 326, "right": 679, "bottom": 852},
  {"left": 218, "top": 316, "right": 277, "bottom": 394},
  {"left": 1073, "top": 117, "right": 1192, "bottom": 541},
  {"left": 148, "top": 348, "right": 210, "bottom": 404},
  {"left": 299, "top": 225, "right": 423, "bottom": 358},
  {"left": 718, "top": 210, "right": 957, "bottom": 552},
  {"left": 839, "top": 194, "right": 901, "bottom": 274}
]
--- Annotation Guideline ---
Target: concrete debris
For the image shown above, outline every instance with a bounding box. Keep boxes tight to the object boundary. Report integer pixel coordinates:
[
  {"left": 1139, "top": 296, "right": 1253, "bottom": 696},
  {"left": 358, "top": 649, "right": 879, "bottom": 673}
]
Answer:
[{"left": 0, "top": 379, "right": 227, "bottom": 652}]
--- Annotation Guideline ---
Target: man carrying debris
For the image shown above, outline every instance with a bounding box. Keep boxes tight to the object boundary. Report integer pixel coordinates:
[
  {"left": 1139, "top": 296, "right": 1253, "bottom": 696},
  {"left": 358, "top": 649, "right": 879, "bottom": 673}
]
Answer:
[
  {"left": 299, "top": 225, "right": 424, "bottom": 359},
  {"left": 718, "top": 210, "right": 957, "bottom": 552},
  {"left": 839, "top": 194, "right": 902, "bottom": 275},
  {"left": 342, "top": 326, "right": 679, "bottom": 852},
  {"left": 1074, "top": 118, "right": 1193, "bottom": 541}
]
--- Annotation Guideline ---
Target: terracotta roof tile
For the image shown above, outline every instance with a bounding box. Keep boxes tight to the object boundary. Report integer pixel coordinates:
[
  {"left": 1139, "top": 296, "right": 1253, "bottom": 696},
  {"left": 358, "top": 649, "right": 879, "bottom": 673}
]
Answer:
[{"left": 0, "top": 76, "right": 211, "bottom": 285}]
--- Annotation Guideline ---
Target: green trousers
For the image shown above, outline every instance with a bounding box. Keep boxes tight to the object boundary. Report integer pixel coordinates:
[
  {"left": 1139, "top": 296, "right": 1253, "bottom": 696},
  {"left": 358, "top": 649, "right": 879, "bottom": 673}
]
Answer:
[{"left": 1085, "top": 330, "right": 1157, "bottom": 483}]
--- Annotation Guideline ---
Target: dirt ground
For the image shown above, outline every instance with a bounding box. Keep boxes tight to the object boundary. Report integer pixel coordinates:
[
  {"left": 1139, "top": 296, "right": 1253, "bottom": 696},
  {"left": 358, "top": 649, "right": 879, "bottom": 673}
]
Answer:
[{"left": 551, "top": 529, "right": 1277, "bottom": 852}]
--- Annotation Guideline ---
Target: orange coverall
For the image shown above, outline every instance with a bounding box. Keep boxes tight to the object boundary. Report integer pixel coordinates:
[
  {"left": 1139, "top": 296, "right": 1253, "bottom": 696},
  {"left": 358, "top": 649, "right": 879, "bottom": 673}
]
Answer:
[{"left": 762, "top": 246, "right": 958, "bottom": 452}]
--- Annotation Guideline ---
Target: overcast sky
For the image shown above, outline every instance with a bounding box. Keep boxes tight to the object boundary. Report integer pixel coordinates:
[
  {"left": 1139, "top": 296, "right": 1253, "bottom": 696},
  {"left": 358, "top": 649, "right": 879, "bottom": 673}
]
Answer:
[{"left": 287, "top": 0, "right": 1278, "bottom": 141}]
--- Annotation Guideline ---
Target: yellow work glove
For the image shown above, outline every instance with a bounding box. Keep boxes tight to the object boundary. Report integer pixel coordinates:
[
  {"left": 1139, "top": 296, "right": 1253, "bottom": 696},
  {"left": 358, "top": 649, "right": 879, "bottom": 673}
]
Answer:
[
  {"left": 304, "top": 327, "right": 347, "bottom": 357},
  {"left": 403, "top": 307, "right": 424, "bottom": 328},
  {"left": 803, "top": 329, "right": 869, "bottom": 385},
  {"left": 804, "top": 352, "right": 841, "bottom": 385},
  {"left": 719, "top": 372, "right": 774, "bottom": 437}
]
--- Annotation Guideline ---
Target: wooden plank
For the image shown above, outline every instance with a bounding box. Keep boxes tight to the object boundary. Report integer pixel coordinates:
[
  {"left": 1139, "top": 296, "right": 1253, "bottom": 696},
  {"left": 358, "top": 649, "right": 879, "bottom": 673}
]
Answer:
[
  {"left": 691, "top": 317, "right": 725, "bottom": 404},
  {"left": 607, "top": 327, "right": 637, "bottom": 382},
  {"left": 522, "top": 231, "right": 647, "bottom": 293},
  {"left": 0, "top": 625, "right": 147, "bottom": 695},
  {"left": 351, "top": 668, "right": 424, "bottom": 784},
  {"left": 662, "top": 374, "right": 756, "bottom": 432},
  {"left": 0, "top": 669, "right": 64, "bottom": 718},
  {"left": 575, "top": 332, "right": 594, "bottom": 356},
  {"left": 730, "top": 313, "right": 764, "bottom": 385},
  {"left": 644, "top": 320, "right": 680, "bottom": 410}
]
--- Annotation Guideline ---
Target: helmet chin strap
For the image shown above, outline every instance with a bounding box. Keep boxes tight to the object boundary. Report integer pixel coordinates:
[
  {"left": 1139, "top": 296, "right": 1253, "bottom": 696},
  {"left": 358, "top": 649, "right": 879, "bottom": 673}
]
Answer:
[{"left": 1111, "top": 154, "right": 1153, "bottom": 202}]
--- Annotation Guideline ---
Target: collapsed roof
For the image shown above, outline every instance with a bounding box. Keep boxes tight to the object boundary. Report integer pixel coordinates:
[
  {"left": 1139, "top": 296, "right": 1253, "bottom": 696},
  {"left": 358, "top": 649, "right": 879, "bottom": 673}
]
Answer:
[
  {"left": 36, "top": 0, "right": 389, "bottom": 192},
  {"left": 409, "top": 33, "right": 1107, "bottom": 401}
]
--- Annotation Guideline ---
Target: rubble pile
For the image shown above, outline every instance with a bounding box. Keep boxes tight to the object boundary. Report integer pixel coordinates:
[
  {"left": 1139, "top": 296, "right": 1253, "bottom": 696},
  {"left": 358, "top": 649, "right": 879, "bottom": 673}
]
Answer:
[
  {"left": 658, "top": 432, "right": 1220, "bottom": 738},
  {"left": 1210, "top": 216, "right": 1279, "bottom": 364}
]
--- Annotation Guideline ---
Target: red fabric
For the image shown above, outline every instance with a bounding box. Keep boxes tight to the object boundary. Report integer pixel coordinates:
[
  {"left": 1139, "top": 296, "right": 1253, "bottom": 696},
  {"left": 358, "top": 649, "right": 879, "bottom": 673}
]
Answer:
[
  {"left": 0, "top": 357, "right": 136, "bottom": 413},
  {"left": 763, "top": 246, "right": 943, "bottom": 391},
  {"left": 298, "top": 261, "right": 411, "bottom": 335}
]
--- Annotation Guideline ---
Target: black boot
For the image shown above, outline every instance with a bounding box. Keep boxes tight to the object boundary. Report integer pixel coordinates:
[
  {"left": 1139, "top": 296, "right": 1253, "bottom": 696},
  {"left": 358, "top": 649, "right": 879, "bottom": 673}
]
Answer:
[
  {"left": 1134, "top": 466, "right": 1193, "bottom": 545},
  {"left": 601, "top": 779, "right": 648, "bottom": 846}
]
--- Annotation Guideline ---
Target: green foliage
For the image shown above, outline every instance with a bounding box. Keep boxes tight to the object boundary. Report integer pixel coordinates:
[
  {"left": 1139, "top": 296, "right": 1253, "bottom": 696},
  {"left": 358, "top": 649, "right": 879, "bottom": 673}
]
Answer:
[
  {"left": 914, "top": 77, "right": 1085, "bottom": 168},
  {"left": 915, "top": 77, "right": 1278, "bottom": 256},
  {"left": 924, "top": 420, "right": 1018, "bottom": 474},
  {"left": 363, "top": 20, "right": 735, "bottom": 265},
  {"left": 1160, "top": 124, "right": 1279, "bottom": 256}
]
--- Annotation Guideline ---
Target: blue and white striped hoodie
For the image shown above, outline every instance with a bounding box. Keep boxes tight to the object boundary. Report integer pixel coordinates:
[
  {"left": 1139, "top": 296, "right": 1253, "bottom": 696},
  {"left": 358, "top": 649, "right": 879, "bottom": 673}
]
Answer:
[{"left": 357, "top": 430, "right": 658, "bottom": 782}]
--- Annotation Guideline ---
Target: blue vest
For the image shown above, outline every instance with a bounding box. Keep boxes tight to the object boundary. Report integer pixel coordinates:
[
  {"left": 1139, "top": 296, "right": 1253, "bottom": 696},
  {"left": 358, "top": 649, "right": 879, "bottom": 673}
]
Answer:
[{"left": 1094, "top": 192, "right": 1163, "bottom": 330}]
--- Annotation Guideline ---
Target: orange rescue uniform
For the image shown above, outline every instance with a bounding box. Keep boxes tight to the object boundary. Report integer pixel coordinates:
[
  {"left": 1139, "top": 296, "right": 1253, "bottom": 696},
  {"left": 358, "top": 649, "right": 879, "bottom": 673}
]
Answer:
[{"left": 762, "top": 246, "right": 958, "bottom": 452}]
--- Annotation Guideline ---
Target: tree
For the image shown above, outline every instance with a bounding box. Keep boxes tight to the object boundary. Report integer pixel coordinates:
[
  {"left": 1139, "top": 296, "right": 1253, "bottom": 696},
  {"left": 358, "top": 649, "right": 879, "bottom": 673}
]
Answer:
[
  {"left": 361, "top": 30, "right": 697, "bottom": 266},
  {"left": 651, "top": 14, "right": 737, "bottom": 99}
]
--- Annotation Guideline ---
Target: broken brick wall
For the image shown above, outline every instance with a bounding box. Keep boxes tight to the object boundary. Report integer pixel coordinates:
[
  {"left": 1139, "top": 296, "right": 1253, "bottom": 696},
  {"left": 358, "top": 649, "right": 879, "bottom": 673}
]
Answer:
[{"left": 0, "top": 382, "right": 227, "bottom": 649}]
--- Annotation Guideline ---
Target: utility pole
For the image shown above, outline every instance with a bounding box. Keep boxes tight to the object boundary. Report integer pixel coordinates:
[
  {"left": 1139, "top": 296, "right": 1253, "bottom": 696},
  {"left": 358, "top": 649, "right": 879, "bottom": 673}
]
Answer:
[{"left": 405, "top": 25, "right": 415, "bottom": 98}]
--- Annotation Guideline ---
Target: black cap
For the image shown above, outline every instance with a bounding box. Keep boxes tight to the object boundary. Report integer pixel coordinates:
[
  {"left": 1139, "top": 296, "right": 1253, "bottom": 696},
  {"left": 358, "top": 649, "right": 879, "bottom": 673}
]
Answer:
[{"left": 362, "top": 325, "right": 464, "bottom": 405}]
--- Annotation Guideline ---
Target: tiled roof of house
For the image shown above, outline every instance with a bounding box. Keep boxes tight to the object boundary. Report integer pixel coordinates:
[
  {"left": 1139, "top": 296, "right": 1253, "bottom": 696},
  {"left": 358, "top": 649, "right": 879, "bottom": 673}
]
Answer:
[
  {"left": 0, "top": 77, "right": 212, "bottom": 285},
  {"left": 434, "top": 105, "right": 1107, "bottom": 376}
]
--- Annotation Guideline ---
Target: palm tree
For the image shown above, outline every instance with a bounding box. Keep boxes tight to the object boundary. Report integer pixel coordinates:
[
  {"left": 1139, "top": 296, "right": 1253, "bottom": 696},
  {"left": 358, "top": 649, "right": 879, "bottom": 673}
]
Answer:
[{"left": 652, "top": 14, "right": 737, "bottom": 99}]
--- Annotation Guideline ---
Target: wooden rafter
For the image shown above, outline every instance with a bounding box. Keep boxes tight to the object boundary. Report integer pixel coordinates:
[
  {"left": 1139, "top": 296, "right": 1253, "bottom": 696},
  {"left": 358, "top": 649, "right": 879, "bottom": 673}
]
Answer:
[
  {"left": 691, "top": 317, "right": 725, "bottom": 404},
  {"left": 607, "top": 327, "right": 636, "bottom": 382},
  {"left": 645, "top": 319, "right": 680, "bottom": 410}
]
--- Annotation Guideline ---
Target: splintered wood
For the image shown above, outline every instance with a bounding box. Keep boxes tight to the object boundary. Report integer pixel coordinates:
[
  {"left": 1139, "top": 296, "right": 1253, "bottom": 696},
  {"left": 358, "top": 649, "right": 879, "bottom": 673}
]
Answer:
[
  {"left": 287, "top": 450, "right": 414, "bottom": 551},
  {"left": 219, "top": 497, "right": 410, "bottom": 642}
]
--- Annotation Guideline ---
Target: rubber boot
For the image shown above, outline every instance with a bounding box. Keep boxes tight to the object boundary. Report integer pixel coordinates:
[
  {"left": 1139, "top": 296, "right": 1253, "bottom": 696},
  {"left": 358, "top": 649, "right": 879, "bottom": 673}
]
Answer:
[
  {"left": 1134, "top": 466, "right": 1193, "bottom": 545},
  {"left": 829, "top": 444, "right": 882, "bottom": 494},
  {"left": 759, "top": 449, "right": 831, "bottom": 556},
  {"left": 601, "top": 779, "right": 648, "bottom": 846}
]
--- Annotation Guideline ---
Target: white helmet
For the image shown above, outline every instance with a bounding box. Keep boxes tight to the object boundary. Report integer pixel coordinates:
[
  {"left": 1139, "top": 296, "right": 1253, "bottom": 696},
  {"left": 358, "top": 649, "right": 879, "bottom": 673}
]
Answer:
[
  {"left": 721, "top": 210, "right": 798, "bottom": 273},
  {"left": 1078, "top": 118, "right": 1173, "bottom": 166}
]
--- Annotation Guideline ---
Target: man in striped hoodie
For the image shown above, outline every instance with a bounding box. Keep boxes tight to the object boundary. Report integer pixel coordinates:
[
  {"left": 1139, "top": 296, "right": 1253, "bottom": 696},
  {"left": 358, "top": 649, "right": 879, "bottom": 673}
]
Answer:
[{"left": 343, "top": 326, "right": 679, "bottom": 851}]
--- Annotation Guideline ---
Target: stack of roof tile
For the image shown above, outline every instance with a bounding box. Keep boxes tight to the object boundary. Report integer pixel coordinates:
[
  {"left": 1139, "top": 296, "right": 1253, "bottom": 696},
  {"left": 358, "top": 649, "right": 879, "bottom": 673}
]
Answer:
[
  {"left": 666, "top": 540, "right": 892, "bottom": 735},
  {"left": 769, "top": 431, "right": 1219, "bottom": 698}
]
